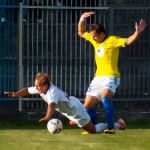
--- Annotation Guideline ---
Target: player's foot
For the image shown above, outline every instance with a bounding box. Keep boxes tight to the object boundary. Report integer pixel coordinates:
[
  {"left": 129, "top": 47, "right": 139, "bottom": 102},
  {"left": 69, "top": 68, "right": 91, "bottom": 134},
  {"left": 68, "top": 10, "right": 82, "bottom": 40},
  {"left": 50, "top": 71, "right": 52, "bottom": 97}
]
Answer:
[
  {"left": 81, "top": 131, "right": 89, "bottom": 135},
  {"left": 104, "top": 129, "right": 115, "bottom": 134},
  {"left": 69, "top": 120, "right": 76, "bottom": 127},
  {"left": 117, "top": 118, "right": 126, "bottom": 130}
]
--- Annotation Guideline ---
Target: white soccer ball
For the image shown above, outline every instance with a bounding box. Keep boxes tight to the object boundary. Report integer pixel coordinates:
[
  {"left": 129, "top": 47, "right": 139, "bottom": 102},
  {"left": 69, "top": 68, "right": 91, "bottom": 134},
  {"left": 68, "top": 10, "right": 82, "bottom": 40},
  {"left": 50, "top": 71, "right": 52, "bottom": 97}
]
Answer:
[{"left": 47, "top": 118, "right": 63, "bottom": 134}]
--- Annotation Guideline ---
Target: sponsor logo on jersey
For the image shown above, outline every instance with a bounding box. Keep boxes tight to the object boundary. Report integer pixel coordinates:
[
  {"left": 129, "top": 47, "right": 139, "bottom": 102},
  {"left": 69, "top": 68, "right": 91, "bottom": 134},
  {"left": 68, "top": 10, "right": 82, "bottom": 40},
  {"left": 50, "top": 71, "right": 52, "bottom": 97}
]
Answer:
[{"left": 96, "top": 46, "right": 104, "bottom": 57}]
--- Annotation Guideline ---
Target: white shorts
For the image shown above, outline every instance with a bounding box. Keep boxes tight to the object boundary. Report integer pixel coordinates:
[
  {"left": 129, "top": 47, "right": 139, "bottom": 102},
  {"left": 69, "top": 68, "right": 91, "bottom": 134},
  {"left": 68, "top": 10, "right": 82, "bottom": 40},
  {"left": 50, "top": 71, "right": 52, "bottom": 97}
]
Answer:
[
  {"left": 86, "top": 76, "right": 120, "bottom": 99},
  {"left": 64, "top": 96, "right": 90, "bottom": 128}
]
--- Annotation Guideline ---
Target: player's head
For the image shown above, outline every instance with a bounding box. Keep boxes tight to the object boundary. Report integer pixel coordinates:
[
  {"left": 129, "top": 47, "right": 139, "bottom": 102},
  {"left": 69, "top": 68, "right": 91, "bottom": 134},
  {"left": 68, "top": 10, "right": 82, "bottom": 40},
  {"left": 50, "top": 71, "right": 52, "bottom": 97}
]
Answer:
[
  {"left": 90, "top": 23, "right": 106, "bottom": 42},
  {"left": 35, "top": 73, "right": 50, "bottom": 93}
]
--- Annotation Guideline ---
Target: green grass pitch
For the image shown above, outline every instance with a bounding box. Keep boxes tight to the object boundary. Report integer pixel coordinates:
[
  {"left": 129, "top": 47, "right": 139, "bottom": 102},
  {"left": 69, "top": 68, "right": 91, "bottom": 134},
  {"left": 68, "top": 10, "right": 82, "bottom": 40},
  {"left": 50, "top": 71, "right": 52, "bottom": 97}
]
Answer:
[{"left": 0, "top": 120, "right": 150, "bottom": 150}]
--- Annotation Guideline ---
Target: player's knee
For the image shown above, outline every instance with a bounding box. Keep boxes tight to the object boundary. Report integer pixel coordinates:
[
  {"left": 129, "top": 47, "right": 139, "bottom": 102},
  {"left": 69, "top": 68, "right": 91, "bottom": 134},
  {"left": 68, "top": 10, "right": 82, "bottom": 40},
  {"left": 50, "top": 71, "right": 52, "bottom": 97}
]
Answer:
[{"left": 84, "top": 97, "right": 98, "bottom": 108}]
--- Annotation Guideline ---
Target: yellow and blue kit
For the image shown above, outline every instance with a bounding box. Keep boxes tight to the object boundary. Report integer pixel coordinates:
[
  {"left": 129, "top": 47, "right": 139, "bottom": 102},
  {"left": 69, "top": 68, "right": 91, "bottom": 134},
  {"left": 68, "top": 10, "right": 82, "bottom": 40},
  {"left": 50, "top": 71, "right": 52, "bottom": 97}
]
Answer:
[{"left": 84, "top": 32, "right": 126, "bottom": 77}]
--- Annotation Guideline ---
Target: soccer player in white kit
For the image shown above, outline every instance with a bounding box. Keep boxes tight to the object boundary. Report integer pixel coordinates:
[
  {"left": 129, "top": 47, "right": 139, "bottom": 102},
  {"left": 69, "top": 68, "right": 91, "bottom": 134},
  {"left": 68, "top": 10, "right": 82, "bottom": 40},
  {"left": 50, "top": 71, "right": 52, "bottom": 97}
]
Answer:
[{"left": 4, "top": 73, "right": 124, "bottom": 134}]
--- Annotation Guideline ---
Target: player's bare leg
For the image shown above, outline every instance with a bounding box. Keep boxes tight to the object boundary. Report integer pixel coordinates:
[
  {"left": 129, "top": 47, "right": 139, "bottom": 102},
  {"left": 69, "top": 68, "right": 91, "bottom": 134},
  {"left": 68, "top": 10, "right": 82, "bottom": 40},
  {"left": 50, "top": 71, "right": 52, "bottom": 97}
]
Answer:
[
  {"left": 84, "top": 95, "right": 99, "bottom": 125},
  {"left": 82, "top": 121, "right": 96, "bottom": 134},
  {"left": 84, "top": 95, "right": 99, "bottom": 108}
]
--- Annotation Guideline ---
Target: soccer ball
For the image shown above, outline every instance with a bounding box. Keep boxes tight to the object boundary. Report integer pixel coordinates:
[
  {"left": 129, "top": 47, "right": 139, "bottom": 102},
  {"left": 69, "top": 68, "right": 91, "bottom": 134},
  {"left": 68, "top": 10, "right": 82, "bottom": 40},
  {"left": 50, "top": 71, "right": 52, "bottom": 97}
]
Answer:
[{"left": 47, "top": 118, "right": 63, "bottom": 134}]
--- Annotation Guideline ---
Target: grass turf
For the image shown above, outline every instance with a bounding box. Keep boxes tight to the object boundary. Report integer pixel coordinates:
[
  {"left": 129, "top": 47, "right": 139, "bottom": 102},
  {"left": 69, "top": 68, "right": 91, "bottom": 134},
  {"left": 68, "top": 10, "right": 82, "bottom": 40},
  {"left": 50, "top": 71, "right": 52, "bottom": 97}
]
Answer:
[{"left": 0, "top": 120, "right": 149, "bottom": 150}]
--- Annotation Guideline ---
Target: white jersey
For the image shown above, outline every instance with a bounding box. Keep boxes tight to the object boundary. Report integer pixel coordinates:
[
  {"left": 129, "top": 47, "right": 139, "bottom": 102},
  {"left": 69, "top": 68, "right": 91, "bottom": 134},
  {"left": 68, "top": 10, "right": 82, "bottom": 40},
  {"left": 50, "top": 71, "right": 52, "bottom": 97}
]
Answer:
[{"left": 28, "top": 83, "right": 90, "bottom": 127}]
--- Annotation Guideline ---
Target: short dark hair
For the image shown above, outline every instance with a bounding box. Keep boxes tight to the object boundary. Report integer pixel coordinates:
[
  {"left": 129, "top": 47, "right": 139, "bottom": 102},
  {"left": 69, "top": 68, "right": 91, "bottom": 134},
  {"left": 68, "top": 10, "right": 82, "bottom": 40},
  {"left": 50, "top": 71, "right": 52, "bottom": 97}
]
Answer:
[{"left": 91, "top": 23, "right": 106, "bottom": 34}]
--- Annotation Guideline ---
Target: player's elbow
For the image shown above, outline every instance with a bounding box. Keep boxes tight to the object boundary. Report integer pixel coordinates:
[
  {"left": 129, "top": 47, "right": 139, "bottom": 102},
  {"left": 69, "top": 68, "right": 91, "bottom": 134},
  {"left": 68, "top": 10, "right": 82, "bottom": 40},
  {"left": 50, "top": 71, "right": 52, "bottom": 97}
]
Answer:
[
  {"left": 125, "top": 32, "right": 141, "bottom": 46},
  {"left": 125, "top": 39, "right": 134, "bottom": 46},
  {"left": 78, "top": 31, "right": 82, "bottom": 37},
  {"left": 78, "top": 31, "right": 85, "bottom": 38},
  {"left": 125, "top": 40, "right": 131, "bottom": 46}
]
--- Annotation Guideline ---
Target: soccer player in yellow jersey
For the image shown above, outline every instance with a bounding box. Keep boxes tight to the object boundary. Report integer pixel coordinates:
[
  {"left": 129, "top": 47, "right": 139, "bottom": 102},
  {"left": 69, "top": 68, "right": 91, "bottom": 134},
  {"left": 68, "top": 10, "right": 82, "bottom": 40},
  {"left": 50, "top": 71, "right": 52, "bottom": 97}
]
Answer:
[{"left": 78, "top": 11, "right": 147, "bottom": 133}]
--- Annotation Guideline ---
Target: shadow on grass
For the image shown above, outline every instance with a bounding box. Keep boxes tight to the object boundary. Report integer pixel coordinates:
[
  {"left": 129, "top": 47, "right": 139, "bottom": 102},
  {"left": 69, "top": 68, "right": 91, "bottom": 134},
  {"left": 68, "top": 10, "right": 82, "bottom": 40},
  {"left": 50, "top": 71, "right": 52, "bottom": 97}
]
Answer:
[
  {"left": 0, "top": 119, "right": 80, "bottom": 130},
  {"left": 126, "top": 119, "right": 150, "bottom": 129},
  {"left": 0, "top": 120, "right": 46, "bottom": 130},
  {"left": 0, "top": 119, "right": 149, "bottom": 130}
]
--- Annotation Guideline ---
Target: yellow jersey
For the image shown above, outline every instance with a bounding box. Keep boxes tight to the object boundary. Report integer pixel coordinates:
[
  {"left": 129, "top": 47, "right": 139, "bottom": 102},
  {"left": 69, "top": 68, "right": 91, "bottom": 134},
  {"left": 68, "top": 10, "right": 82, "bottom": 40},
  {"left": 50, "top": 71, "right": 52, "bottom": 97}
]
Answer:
[{"left": 84, "top": 32, "right": 126, "bottom": 77}]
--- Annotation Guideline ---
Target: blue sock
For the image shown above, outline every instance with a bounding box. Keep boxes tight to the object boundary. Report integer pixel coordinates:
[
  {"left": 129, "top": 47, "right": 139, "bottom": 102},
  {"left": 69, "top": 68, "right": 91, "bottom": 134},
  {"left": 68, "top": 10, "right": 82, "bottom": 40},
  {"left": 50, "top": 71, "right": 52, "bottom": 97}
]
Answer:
[
  {"left": 86, "top": 108, "right": 97, "bottom": 125},
  {"left": 101, "top": 96, "right": 115, "bottom": 129}
]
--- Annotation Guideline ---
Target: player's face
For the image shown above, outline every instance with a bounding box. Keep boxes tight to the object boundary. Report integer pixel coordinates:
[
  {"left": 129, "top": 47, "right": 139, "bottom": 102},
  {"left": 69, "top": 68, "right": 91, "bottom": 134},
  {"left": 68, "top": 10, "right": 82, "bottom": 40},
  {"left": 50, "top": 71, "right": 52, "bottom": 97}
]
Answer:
[
  {"left": 90, "top": 31, "right": 103, "bottom": 43},
  {"left": 35, "top": 79, "right": 48, "bottom": 94}
]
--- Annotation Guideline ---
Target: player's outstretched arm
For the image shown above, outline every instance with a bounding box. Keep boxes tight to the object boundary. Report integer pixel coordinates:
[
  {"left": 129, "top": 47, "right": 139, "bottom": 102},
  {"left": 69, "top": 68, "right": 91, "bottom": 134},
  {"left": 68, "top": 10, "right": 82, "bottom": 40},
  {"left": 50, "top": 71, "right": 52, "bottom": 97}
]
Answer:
[
  {"left": 78, "top": 11, "right": 95, "bottom": 38},
  {"left": 4, "top": 88, "right": 30, "bottom": 97},
  {"left": 125, "top": 19, "right": 147, "bottom": 46},
  {"left": 39, "top": 102, "right": 56, "bottom": 122}
]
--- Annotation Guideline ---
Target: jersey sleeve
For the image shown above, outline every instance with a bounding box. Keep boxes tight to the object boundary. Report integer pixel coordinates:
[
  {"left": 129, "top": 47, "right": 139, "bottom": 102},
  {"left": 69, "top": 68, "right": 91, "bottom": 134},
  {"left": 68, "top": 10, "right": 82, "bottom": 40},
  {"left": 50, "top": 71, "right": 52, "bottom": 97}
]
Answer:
[
  {"left": 46, "top": 88, "right": 59, "bottom": 105},
  {"left": 113, "top": 36, "right": 126, "bottom": 48},
  {"left": 28, "top": 86, "right": 39, "bottom": 94},
  {"left": 84, "top": 32, "right": 92, "bottom": 40},
  {"left": 84, "top": 32, "right": 97, "bottom": 46}
]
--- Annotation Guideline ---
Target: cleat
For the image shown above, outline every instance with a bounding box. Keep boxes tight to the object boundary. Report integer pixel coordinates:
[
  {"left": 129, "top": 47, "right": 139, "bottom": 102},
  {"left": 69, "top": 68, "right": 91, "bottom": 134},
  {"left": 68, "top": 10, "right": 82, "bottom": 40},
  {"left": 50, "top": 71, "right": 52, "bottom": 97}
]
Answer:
[
  {"left": 104, "top": 129, "right": 115, "bottom": 134},
  {"left": 69, "top": 120, "right": 76, "bottom": 127},
  {"left": 117, "top": 118, "right": 126, "bottom": 130},
  {"left": 81, "top": 131, "right": 89, "bottom": 135}
]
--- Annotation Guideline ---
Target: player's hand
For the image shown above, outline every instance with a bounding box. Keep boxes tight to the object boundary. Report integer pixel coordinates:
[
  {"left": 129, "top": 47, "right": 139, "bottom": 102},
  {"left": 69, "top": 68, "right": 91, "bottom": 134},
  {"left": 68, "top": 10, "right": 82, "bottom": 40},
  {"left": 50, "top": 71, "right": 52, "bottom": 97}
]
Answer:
[
  {"left": 135, "top": 19, "right": 147, "bottom": 33},
  {"left": 39, "top": 117, "right": 46, "bottom": 122},
  {"left": 4, "top": 92, "right": 15, "bottom": 97},
  {"left": 80, "top": 11, "right": 95, "bottom": 21}
]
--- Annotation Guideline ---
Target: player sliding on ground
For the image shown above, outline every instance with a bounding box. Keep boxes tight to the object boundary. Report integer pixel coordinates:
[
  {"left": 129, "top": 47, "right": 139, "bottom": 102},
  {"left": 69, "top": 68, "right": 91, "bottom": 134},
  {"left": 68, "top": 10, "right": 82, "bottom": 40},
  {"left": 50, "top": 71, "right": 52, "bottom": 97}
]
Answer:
[
  {"left": 4, "top": 73, "right": 125, "bottom": 134},
  {"left": 77, "top": 11, "right": 147, "bottom": 133}
]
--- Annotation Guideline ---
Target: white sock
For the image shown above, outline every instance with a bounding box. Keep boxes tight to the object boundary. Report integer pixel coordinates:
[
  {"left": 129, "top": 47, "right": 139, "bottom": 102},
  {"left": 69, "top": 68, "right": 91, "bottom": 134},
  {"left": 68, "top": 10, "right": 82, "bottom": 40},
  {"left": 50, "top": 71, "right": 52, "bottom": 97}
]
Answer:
[
  {"left": 114, "top": 122, "right": 120, "bottom": 129},
  {"left": 95, "top": 122, "right": 120, "bottom": 133},
  {"left": 95, "top": 123, "right": 107, "bottom": 133}
]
